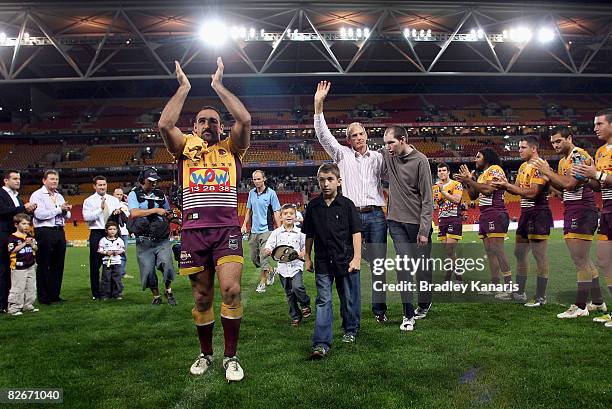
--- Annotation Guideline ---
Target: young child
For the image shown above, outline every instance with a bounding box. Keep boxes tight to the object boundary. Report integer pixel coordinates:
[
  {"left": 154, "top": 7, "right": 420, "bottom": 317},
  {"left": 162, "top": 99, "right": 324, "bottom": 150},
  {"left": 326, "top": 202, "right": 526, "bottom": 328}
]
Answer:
[
  {"left": 7, "top": 213, "right": 38, "bottom": 316},
  {"left": 264, "top": 203, "right": 311, "bottom": 327},
  {"left": 303, "top": 164, "right": 362, "bottom": 359},
  {"left": 98, "top": 221, "right": 125, "bottom": 299}
]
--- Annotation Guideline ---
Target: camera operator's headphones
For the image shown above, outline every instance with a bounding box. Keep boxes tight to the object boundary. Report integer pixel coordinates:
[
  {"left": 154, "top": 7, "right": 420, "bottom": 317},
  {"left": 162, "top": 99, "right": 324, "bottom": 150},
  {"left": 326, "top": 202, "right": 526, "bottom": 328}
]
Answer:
[{"left": 138, "top": 166, "right": 158, "bottom": 184}]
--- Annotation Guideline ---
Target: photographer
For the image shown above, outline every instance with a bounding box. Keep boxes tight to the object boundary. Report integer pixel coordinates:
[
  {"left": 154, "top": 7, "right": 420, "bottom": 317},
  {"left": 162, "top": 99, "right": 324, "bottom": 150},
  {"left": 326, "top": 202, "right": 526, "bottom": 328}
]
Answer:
[{"left": 127, "top": 167, "right": 177, "bottom": 305}]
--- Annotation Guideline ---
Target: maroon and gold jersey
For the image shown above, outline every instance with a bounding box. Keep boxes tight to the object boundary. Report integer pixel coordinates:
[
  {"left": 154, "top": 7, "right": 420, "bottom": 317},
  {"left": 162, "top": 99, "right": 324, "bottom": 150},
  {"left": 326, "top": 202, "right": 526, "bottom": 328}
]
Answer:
[
  {"left": 476, "top": 165, "right": 506, "bottom": 213},
  {"left": 177, "top": 134, "right": 247, "bottom": 230},
  {"left": 516, "top": 161, "right": 549, "bottom": 211},
  {"left": 7, "top": 232, "right": 36, "bottom": 270},
  {"left": 434, "top": 180, "right": 463, "bottom": 218},
  {"left": 557, "top": 147, "right": 596, "bottom": 210},
  {"left": 595, "top": 144, "right": 612, "bottom": 213}
]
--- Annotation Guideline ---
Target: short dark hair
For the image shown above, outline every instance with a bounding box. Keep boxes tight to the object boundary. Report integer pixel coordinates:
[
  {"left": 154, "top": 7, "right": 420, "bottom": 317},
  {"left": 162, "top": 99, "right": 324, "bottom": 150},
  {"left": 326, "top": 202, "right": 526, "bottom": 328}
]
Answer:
[
  {"left": 317, "top": 163, "right": 341, "bottom": 180},
  {"left": 3, "top": 169, "right": 19, "bottom": 180},
  {"left": 437, "top": 163, "right": 450, "bottom": 170},
  {"left": 595, "top": 108, "right": 612, "bottom": 123},
  {"left": 384, "top": 125, "right": 408, "bottom": 141},
  {"left": 105, "top": 221, "right": 118, "bottom": 230},
  {"left": 13, "top": 213, "right": 31, "bottom": 224},
  {"left": 93, "top": 175, "right": 107, "bottom": 184},
  {"left": 43, "top": 169, "right": 59, "bottom": 179},
  {"left": 478, "top": 148, "right": 501, "bottom": 167},
  {"left": 551, "top": 126, "right": 572, "bottom": 139},
  {"left": 280, "top": 203, "right": 296, "bottom": 213},
  {"left": 519, "top": 136, "right": 540, "bottom": 149},
  {"left": 194, "top": 106, "right": 222, "bottom": 123}
]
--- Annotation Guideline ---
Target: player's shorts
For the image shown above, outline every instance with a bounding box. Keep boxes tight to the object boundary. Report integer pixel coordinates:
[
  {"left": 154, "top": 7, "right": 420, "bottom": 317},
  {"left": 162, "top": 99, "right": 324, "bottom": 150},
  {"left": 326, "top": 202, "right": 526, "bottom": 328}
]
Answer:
[
  {"left": 478, "top": 211, "right": 509, "bottom": 239},
  {"left": 597, "top": 212, "right": 612, "bottom": 241},
  {"left": 438, "top": 216, "right": 463, "bottom": 240},
  {"left": 563, "top": 207, "right": 598, "bottom": 240},
  {"left": 179, "top": 226, "right": 244, "bottom": 276},
  {"left": 516, "top": 208, "right": 553, "bottom": 240}
]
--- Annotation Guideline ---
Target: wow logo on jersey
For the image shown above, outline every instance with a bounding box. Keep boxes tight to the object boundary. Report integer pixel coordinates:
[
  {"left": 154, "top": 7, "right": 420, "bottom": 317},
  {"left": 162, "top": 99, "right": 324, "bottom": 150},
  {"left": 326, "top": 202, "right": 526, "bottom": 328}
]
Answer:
[{"left": 189, "top": 168, "right": 231, "bottom": 193}]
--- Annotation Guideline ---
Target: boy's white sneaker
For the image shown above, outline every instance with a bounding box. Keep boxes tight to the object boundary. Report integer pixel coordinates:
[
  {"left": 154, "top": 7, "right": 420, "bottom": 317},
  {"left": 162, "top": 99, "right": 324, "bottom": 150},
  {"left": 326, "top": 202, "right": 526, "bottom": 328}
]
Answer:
[
  {"left": 255, "top": 283, "right": 266, "bottom": 293},
  {"left": 557, "top": 304, "right": 589, "bottom": 319},
  {"left": 223, "top": 356, "right": 244, "bottom": 382},
  {"left": 399, "top": 316, "right": 415, "bottom": 331}
]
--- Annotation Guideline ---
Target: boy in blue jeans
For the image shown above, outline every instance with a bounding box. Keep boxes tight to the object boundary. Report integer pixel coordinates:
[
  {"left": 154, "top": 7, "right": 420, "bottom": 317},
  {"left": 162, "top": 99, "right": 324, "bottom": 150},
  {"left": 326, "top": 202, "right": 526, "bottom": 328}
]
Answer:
[{"left": 303, "top": 163, "right": 362, "bottom": 359}]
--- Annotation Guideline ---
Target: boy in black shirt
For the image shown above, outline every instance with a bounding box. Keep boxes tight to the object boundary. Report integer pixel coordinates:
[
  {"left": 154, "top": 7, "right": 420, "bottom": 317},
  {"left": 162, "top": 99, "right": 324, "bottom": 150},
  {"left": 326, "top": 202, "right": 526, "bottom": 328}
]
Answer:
[
  {"left": 7, "top": 213, "right": 38, "bottom": 316},
  {"left": 303, "top": 164, "right": 361, "bottom": 359}
]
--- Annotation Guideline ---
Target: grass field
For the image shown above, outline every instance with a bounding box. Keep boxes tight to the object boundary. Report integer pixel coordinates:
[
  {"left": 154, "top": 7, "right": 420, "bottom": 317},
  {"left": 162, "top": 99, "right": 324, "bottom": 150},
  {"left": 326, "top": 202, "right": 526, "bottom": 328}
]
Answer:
[{"left": 1, "top": 229, "right": 611, "bottom": 409}]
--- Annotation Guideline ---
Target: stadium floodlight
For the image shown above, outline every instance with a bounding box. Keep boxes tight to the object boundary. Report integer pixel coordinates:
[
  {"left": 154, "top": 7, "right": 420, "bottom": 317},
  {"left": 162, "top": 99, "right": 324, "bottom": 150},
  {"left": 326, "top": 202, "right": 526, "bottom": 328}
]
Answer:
[
  {"left": 230, "top": 26, "right": 240, "bottom": 40},
  {"left": 356, "top": 28, "right": 362, "bottom": 38},
  {"left": 477, "top": 29, "right": 484, "bottom": 39},
  {"left": 239, "top": 26, "right": 247, "bottom": 39},
  {"left": 23, "top": 32, "right": 30, "bottom": 40},
  {"left": 412, "top": 28, "right": 417, "bottom": 38},
  {"left": 364, "top": 28, "right": 370, "bottom": 38},
  {"left": 260, "top": 29, "right": 265, "bottom": 37},
  {"left": 403, "top": 28, "right": 409, "bottom": 38},
  {"left": 199, "top": 20, "right": 229, "bottom": 46},
  {"left": 509, "top": 26, "right": 532, "bottom": 43},
  {"left": 249, "top": 27, "right": 256, "bottom": 38},
  {"left": 348, "top": 27, "right": 354, "bottom": 38},
  {"left": 419, "top": 29, "right": 425, "bottom": 38},
  {"left": 502, "top": 30, "right": 508, "bottom": 39},
  {"left": 537, "top": 27, "right": 555, "bottom": 43},
  {"left": 340, "top": 27, "right": 347, "bottom": 38},
  {"left": 426, "top": 29, "right": 432, "bottom": 38},
  {"left": 470, "top": 29, "right": 476, "bottom": 40},
  {"left": 0, "top": 32, "right": 5, "bottom": 44}
]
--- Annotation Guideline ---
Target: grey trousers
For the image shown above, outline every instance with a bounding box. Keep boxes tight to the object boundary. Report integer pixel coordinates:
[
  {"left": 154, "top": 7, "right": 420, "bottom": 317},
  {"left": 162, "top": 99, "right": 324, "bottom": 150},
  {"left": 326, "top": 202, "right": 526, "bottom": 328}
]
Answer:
[
  {"left": 135, "top": 238, "right": 175, "bottom": 290},
  {"left": 248, "top": 231, "right": 272, "bottom": 271},
  {"left": 8, "top": 264, "right": 37, "bottom": 313}
]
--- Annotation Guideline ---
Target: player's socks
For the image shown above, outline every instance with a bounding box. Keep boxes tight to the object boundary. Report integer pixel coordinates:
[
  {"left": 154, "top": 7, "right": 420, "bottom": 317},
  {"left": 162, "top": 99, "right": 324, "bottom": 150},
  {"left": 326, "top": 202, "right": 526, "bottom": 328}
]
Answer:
[
  {"left": 491, "top": 276, "right": 500, "bottom": 285},
  {"left": 196, "top": 323, "right": 214, "bottom": 356},
  {"left": 590, "top": 276, "right": 604, "bottom": 305},
  {"left": 535, "top": 276, "right": 548, "bottom": 299},
  {"left": 221, "top": 303, "right": 243, "bottom": 357},
  {"left": 517, "top": 274, "right": 528, "bottom": 294},
  {"left": 455, "top": 273, "right": 463, "bottom": 282},
  {"left": 192, "top": 307, "right": 215, "bottom": 355},
  {"left": 502, "top": 272, "right": 512, "bottom": 285},
  {"left": 576, "top": 281, "right": 590, "bottom": 310}
]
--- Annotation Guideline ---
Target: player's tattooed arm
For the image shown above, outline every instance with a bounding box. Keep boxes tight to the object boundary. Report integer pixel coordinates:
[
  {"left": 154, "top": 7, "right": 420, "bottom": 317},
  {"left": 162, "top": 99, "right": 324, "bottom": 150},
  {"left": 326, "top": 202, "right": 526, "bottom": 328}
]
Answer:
[
  {"left": 158, "top": 61, "right": 190, "bottom": 156},
  {"left": 211, "top": 57, "right": 252, "bottom": 151}
]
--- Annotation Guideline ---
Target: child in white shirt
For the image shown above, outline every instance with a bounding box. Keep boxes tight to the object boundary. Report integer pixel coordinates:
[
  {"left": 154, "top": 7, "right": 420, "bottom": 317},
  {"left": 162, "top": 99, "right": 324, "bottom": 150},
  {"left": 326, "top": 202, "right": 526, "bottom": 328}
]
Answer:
[
  {"left": 265, "top": 204, "right": 311, "bottom": 326},
  {"left": 98, "top": 221, "right": 125, "bottom": 299}
]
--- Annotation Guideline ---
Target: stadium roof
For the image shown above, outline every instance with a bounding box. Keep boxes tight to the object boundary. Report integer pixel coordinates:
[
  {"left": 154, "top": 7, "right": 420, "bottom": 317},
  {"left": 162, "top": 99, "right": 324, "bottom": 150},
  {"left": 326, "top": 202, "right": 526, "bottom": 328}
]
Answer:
[{"left": 0, "top": 0, "right": 611, "bottom": 86}]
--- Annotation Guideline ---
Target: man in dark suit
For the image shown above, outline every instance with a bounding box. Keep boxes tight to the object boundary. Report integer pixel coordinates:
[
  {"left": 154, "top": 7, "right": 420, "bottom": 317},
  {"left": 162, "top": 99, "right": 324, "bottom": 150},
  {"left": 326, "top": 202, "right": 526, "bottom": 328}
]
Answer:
[{"left": 0, "top": 170, "right": 37, "bottom": 313}]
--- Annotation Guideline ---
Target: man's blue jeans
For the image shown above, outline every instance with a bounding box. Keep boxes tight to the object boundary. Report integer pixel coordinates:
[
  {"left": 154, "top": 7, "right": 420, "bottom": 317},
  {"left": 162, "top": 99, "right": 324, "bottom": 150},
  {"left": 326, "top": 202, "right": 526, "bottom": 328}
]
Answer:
[
  {"left": 360, "top": 208, "right": 388, "bottom": 316},
  {"left": 312, "top": 269, "right": 361, "bottom": 350}
]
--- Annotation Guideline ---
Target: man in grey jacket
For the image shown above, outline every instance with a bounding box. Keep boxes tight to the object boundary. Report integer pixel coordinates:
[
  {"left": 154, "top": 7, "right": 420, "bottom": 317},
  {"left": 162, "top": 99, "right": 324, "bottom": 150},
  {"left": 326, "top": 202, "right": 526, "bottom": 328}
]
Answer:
[{"left": 380, "top": 126, "right": 434, "bottom": 332}]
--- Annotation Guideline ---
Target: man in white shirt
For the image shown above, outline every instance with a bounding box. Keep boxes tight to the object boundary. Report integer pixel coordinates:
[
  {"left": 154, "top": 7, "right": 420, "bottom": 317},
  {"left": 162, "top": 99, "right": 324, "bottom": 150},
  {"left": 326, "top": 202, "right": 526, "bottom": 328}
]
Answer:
[
  {"left": 82, "top": 175, "right": 122, "bottom": 300},
  {"left": 313, "top": 81, "right": 388, "bottom": 324},
  {"left": 264, "top": 204, "right": 311, "bottom": 326},
  {"left": 30, "top": 169, "right": 72, "bottom": 305}
]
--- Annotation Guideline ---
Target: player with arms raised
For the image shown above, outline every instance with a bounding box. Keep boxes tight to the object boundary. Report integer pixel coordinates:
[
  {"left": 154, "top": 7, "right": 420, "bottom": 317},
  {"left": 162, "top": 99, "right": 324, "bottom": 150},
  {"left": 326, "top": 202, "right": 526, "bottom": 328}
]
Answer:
[{"left": 158, "top": 58, "right": 251, "bottom": 381}]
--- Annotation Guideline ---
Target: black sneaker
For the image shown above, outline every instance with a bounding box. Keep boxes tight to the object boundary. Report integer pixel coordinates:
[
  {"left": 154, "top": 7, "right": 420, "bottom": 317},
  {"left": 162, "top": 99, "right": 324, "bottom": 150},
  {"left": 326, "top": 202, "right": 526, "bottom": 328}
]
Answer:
[
  {"left": 413, "top": 307, "right": 429, "bottom": 320},
  {"left": 152, "top": 296, "right": 163, "bottom": 305},
  {"left": 310, "top": 345, "right": 328, "bottom": 360},
  {"left": 375, "top": 313, "right": 388, "bottom": 323},
  {"left": 165, "top": 292, "right": 177, "bottom": 306}
]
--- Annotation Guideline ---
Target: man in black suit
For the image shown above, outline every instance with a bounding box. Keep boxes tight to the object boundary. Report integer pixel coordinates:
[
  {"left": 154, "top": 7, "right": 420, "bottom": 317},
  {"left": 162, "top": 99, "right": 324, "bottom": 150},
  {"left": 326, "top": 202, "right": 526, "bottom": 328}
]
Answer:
[{"left": 0, "top": 170, "right": 37, "bottom": 313}]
